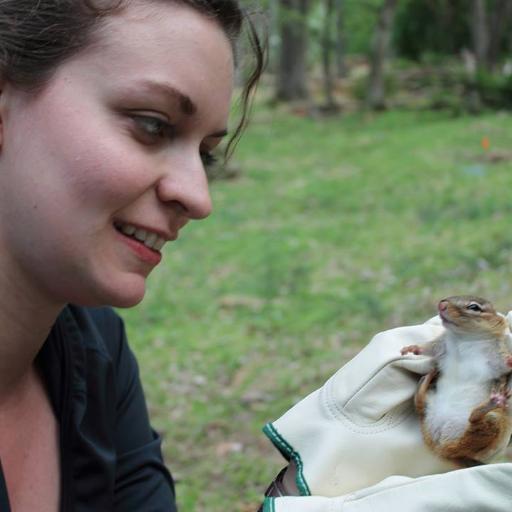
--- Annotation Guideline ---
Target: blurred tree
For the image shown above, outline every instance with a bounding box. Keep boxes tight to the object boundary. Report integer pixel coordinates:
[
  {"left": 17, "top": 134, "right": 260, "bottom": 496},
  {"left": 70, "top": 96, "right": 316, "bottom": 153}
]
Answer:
[
  {"left": 468, "top": 0, "right": 512, "bottom": 111},
  {"left": 394, "top": 0, "right": 512, "bottom": 66},
  {"left": 335, "top": 0, "right": 347, "bottom": 77},
  {"left": 472, "top": 0, "right": 489, "bottom": 72},
  {"left": 472, "top": 0, "right": 512, "bottom": 72},
  {"left": 261, "top": 0, "right": 280, "bottom": 74},
  {"left": 321, "top": 0, "right": 338, "bottom": 109},
  {"left": 276, "top": 0, "right": 312, "bottom": 101},
  {"left": 394, "top": 0, "right": 470, "bottom": 60},
  {"left": 319, "top": 0, "right": 346, "bottom": 109},
  {"left": 342, "top": 0, "right": 383, "bottom": 55},
  {"left": 488, "top": 1, "right": 512, "bottom": 71},
  {"left": 366, "top": 0, "right": 398, "bottom": 110},
  {"left": 487, "top": 1, "right": 512, "bottom": 71}
]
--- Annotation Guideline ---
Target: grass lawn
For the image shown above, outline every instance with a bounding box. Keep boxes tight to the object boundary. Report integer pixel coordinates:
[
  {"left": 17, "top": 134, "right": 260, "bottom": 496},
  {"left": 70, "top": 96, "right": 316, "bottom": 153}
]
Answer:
[{"left": 118, "top": 105, "right": 512, "bottom": 511}]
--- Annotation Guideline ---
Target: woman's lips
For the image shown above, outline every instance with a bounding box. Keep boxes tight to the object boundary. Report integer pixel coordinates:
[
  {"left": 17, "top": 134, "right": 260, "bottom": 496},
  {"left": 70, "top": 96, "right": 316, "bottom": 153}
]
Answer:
[{"left": 115, "top": 229, "right": 162, "bottom": 266}]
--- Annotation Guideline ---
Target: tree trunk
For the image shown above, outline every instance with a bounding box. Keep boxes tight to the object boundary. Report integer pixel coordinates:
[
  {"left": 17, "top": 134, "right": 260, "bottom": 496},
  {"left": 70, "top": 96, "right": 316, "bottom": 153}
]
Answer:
[
  {"left": 276, "top": 0, "right": 311, "bottom": 101},
  {"left": 321, "top": 0, "right": 337, "bottom": 109},
  {"left": 466, "top": 0, "right": 490, "bottom": 112},
  {"left": 472, "top": 0, "right": 489, "bottom": 72},
  {"left": 487, "top": 0, "right": 512, "bottom": 72},
  {"left": 267, "top": 0, "right": 280, "bottom": 74},
  {"left": 335, "top": 0, "right": 347, "bottom": 78},
  {"left": 366, "top": 0, "right": 398, "bottom": 110}
]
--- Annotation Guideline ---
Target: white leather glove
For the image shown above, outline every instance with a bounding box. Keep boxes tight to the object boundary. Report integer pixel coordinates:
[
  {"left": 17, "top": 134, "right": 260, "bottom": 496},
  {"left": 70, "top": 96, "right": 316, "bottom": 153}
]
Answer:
[
  {"left": 263, "top": 463, "right": 512, "bottom": 511},
  {"left": 263, "top": 317, "right": 452, "bottom": 498}
]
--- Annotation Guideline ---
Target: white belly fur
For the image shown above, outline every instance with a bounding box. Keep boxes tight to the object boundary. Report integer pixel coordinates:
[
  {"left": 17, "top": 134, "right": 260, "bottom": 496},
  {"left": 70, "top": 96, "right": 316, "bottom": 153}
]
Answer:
[{"left": 424, "top": 336, "right": 506, "bottom": 442}]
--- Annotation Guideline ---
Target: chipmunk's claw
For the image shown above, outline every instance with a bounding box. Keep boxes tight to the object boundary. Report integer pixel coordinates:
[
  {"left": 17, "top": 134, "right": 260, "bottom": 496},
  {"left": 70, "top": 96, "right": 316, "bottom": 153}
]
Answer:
[{"left": 401, "top": 344, "right": 423, "bottom": 356}]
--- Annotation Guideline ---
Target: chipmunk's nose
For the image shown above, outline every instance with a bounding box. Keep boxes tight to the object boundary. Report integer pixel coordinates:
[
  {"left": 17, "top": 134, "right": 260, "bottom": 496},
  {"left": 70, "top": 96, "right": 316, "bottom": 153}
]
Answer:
[{"left": 438, "top": 300, "right": 448, "bottom": 312}]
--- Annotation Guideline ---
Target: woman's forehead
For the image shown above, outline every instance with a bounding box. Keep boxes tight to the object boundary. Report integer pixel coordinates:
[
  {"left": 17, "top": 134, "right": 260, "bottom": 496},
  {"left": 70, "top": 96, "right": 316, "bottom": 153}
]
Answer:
[
  {"left": 92, "top": 3, "right": 233, "bottom": 75},
  {"left": 94, "top": 0, "right": 233, "bottom": 52},
  {"left": 71, "top": 1, "right": 235, "bottom": 116}
]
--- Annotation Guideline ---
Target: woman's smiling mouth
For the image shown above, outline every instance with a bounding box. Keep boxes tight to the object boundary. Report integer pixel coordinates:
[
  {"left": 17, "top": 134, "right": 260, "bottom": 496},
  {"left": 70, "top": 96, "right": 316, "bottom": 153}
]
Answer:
[
  {"left": 114, "top": 221, "right": 168, "bottom": 250},
  {"left": 113, "top": 221, "right": 172, "bottom": 265}
]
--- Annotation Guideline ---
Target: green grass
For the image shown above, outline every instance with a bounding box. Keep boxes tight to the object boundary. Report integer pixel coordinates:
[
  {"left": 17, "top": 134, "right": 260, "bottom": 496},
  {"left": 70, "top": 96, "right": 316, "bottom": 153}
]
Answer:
[{"left": 118, "top": 106, "right": 512, "bottom": 511}]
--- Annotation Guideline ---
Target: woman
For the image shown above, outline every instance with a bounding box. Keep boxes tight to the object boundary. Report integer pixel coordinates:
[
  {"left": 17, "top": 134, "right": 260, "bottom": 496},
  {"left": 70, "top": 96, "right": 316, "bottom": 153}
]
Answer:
[
  {"left": 2, "top": 2, "right": 510, "bottom": 512},
  {"left": 0, "top": 1, "right": 262, "bottom": 510}
]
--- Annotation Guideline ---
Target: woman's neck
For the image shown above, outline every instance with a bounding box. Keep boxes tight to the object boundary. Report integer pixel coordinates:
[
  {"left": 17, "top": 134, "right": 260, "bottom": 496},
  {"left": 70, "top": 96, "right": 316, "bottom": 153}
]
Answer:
[{"left": 0, "top": 259, "right": 63, "bottom": 401}]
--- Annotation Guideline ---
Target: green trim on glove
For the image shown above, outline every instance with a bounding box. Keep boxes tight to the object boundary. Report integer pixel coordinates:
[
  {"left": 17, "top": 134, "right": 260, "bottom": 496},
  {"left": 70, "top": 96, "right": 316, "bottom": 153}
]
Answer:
[
  {"left": 262, "top": 497, "right": 275, "bottom": 512},
  {"left": 263, "top": 422, "right": 311, "bottom": 496}
]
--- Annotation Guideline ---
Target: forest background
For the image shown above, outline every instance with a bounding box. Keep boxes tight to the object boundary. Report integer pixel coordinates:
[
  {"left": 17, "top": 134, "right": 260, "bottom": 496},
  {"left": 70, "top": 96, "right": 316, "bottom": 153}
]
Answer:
[{"left": 118, "top": 1, "right": 512, "bottom": 510}]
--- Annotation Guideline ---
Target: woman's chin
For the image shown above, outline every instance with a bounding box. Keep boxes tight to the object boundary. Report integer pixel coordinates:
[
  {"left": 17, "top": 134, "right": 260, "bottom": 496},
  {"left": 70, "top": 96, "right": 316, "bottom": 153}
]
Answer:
[
  {"left": 70, "top": 278, "right": 147, "bottom": 309},
  {"left": 108, "top": 291, "right": 145, "bottom": 309},
  {"left": 106, "top": 283, "right": 147, "bottom": 308}
]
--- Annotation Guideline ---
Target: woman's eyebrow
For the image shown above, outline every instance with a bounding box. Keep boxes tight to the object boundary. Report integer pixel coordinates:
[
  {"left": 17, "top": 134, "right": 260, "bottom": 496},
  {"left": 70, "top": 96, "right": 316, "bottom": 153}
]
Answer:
[{"left": 136, "top": 79, "right": 197, "bottom": 116}]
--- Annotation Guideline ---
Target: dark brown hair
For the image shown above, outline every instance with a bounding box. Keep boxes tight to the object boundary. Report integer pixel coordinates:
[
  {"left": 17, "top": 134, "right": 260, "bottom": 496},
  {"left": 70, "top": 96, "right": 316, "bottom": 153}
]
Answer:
[{"left": 0, "top": 0, "right": 265, "bottom": 157}]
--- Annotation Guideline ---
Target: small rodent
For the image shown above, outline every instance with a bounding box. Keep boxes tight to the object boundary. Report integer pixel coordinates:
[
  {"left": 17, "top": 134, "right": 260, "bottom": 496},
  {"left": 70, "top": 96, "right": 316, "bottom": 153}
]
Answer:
[{"left": 401, "top": 295, "right": 512, "bottom": 467}]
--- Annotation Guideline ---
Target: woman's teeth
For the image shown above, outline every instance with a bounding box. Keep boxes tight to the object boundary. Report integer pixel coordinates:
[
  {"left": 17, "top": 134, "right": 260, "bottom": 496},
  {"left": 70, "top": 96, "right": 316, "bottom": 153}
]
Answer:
[{"left": 116, "top": 222, "right": 166, "bottom": 251}]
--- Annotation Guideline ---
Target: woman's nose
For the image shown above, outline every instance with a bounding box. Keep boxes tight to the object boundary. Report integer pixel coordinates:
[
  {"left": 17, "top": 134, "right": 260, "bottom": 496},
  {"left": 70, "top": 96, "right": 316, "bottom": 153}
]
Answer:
[{"left": 156, "top": 153, "right": 212, "bottom": 219}]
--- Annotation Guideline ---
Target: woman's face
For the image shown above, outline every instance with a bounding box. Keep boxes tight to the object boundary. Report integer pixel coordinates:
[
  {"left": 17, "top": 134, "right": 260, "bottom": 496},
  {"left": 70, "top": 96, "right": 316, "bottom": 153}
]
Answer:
[{"left": 0, "top": 1, "right": 234, "bottom": 307}]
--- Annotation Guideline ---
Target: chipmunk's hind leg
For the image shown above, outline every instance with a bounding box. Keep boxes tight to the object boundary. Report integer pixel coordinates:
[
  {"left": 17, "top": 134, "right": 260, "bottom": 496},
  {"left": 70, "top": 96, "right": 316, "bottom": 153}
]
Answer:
[
  {"left": 440, "top": 378, "right": 510, "bottom": 465},
  {"left": 414, "top": 369, "right": 439, "bottom": 418},
  {"left": 489, "top": 377, "right": 511, "bottom": 407}
]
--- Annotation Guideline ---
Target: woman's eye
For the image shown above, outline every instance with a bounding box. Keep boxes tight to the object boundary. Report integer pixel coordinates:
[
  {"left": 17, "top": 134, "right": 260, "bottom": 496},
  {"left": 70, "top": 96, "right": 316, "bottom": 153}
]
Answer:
[
  {"left": 200, "top": 151, "right": 218, "bottom": 168},
  {"left": 128, "top": 113, "right": 219, "bottom": 167},
  {"left": 131, "top": 114, "right": 174, "bottom": 144}
]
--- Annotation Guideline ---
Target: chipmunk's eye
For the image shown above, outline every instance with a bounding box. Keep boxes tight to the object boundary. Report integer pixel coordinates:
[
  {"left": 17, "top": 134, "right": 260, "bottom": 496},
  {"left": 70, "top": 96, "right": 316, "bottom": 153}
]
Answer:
[{"left": 467, "top": 302, "right": 483, "bottom": 312}]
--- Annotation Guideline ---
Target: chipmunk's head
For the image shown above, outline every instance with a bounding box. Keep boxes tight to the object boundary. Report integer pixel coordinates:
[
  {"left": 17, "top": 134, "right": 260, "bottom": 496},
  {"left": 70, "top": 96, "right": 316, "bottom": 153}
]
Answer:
[{"left": 438, "top": 295, "right": 507, "bottom": 338}]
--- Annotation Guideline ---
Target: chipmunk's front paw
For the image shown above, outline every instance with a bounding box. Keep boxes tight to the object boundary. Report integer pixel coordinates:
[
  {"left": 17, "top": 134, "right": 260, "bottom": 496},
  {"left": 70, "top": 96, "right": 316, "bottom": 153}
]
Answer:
[
  {"left": 401, "top": 344, "right": 424, "bottom": 356},
  {"left": 490, "top": 389, "right": 511, "bottom": 408},
  {"left": 506, "top": 355, "right": 512, "bottom": 368}
]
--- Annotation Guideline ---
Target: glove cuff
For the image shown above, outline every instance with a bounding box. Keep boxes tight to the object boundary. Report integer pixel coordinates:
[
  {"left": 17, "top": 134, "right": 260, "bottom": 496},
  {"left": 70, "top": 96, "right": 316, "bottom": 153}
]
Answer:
[
  {"left": 263, "top": 422, "right": 311, "bottom": 496},
  {"left": 260, "top": 497, "right": 275, "bottom": 512}
]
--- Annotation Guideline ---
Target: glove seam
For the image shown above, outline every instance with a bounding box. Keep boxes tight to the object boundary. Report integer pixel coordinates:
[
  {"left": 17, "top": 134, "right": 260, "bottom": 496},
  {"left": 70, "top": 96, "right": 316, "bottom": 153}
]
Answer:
[
  {"left": 323, "top": 376, "right": 414, "bottom": 433},
  {"left": 262, "top": 497, "right": 275, "bottom": 512},
  {"left": 323, "top": 358, "right": 398, "bottom": 420},
  {"left": 263, "top": 422, "right": 311, "bottom": 496}
]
